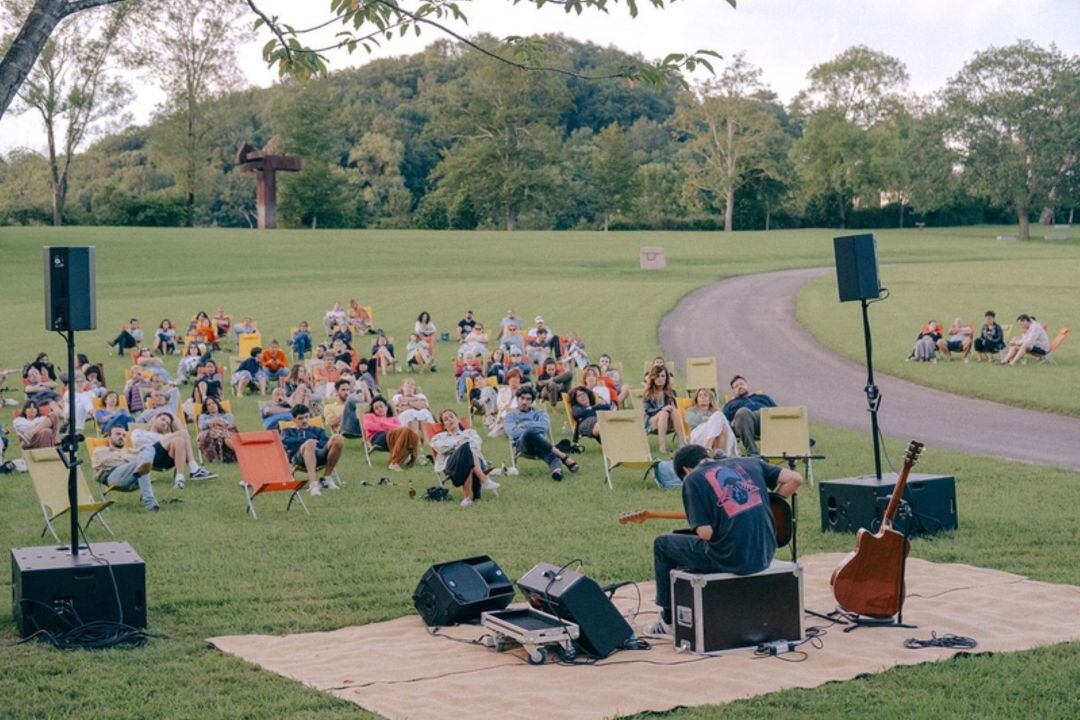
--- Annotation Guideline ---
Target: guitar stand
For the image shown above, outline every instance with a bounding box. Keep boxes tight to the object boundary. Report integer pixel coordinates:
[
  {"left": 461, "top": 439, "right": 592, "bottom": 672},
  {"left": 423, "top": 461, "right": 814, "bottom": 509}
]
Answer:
[{"left": 833, "top": 608, "right": 916, "bottom": 633}]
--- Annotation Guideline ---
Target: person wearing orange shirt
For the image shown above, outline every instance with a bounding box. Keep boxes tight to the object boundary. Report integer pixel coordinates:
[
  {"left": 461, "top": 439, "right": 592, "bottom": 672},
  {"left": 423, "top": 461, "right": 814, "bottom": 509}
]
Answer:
[{"left": 260, "top": 339, "right": 290, "bottom": 388}]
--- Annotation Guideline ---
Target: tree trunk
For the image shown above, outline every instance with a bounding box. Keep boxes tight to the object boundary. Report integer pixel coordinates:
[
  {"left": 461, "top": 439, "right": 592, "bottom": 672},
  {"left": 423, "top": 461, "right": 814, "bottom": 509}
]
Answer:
[
  {"left": 764, "top": 205, "right": 771, "bottom": 232},
  {"left": 1038, "top": 207, "right": 1054, "bottom": 225},
  {"left": 838, "top": 194, "right": 847, "bottom": 229},
  {"left": 724, "top": 186, "right": 734, "bottom": 233},
  {"left": 898, "top": 200, "right": 905, "bottom": 229},
  {"left": 0, "top": 0, "right": 63, "bottom": 121},
  {"left": 1015, "top": 196, "right": 1030, "bottom": 241},
  {"left": 603, "top": 212, "right": 609, "bottom": 232},
  {"left": 185, "top": 107, "right": 196, "bottom": 227},
  {"left": 505, "top": 205, "right": 516, "bottom": 232}
]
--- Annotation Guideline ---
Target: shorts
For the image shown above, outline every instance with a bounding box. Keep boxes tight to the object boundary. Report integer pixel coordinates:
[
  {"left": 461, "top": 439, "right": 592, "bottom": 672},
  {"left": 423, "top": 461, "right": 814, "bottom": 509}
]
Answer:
[
  {"left": 152, "top": 442, "right": 174, "bottom": 470},
  {"left": 973, "top": 338, "right": 1004, "bottom": 353},
  {"left": 946, "top": 340, "right": 965, "bottom": 352},
  {"left": 265, "top": 367, "right": 289, "bottom": 379},
  {"left": 1029, "top": 346, "right": 1047, "bottom": 357},
  {"left": 291, "top": 446, "right": 329, "bottom": 467}
]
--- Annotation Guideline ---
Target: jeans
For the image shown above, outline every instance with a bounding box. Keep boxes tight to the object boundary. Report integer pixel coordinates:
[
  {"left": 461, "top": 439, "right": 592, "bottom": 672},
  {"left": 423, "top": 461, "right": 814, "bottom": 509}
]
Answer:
[
  {"left": 101, "top": 450, "right": 158, "bottom": 508},
  {"left": 340, "top": 397, "right": 364, "bottom": 437},
  {"left": 731, "top": 407, "right": 761, "bottom": 456},
  {"left": 111, "top": 330, "right": 138, "bottom": 356},
  {"left": 291, "top": 332, "right": 312, "bottom": 360},
  {"left": 653, "top": 533, "right": 728, "bottom": 621},
  {"left": 456, "top": 370, "right": 481, "bottom": 400},
  {"left": 515, "top": 429, "right": 559, "bottom": 472},
  {"left": 263, "top": 411, "right": 293, "bottom": 431}
]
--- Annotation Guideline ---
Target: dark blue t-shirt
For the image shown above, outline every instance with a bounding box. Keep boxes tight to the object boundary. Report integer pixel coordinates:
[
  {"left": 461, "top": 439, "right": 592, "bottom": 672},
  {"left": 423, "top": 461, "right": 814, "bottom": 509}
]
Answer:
[
  {"left": 281, "top": 426, "right": 329, "bottom": 458},
  {"left": 682, "top": 458, "right": 781, "bottom": 575},
  {"left": 722, "top": 393, "right": 777, "bottom": 422}
]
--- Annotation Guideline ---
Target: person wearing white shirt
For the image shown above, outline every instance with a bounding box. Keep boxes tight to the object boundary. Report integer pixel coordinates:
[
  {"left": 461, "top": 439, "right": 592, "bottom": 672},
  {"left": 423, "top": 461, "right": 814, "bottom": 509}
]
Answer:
[
  {"left": 1001, "top": 314, "right": 1050, "bottom": 365},
  {"left": 131, "top": 412, "right": 216, "bottom": 489},
  {"left": 429, "top": 409, "right": 500, "bottom": 507}
]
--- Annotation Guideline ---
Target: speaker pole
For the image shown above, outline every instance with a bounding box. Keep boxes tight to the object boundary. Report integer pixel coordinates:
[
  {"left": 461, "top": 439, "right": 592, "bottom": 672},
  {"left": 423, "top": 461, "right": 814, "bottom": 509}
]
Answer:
[
  {"left": 860, "top": 298, "right": 883, "bottom": 481},
  {"left": 61, "top": 327, "right": 81, "bottom": 555}
]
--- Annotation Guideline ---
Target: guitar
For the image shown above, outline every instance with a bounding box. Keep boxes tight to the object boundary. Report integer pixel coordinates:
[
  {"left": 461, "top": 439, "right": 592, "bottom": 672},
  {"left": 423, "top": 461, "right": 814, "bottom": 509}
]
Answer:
[
  {"left": 830, "top": 440, "right": 925, "bottom": 619},
  {"left": 619, "top": 492, "right": 794, "bottom": 549}
]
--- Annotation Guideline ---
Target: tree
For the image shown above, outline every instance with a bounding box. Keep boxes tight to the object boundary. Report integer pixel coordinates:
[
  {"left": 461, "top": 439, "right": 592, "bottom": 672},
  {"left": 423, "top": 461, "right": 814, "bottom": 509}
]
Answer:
[
  {"left": 794, "top": 45, "right": 909, "bottom": 128},
  {"left": 427, "top": 47, "right": 571, "bottom": 230},
  {"left": 944, "top": 41, "right": 1079, "bottom": 240},
  {"left": 139, "top": 0, "right": 250, "bottom": 226},
  {"left": 675, "top": 54, "right": 788, "bottom": 232},
  {"left": 3, "top": 0, "right": 129, "bottom": 225},
  {"left": 589, "top": 123, "right": 639, "bottom": 230},
  {"left": 790, "top": 108, "right": 873, "bottom": 228},
  {"left": 2, "top": 0, "right": 731, "bottom": 121},
  {"left": 633, "top": 161, "right": 683, "bottom": 227},
  {"left": 346, "top": 131, "right": 412, "bottom": 227}
]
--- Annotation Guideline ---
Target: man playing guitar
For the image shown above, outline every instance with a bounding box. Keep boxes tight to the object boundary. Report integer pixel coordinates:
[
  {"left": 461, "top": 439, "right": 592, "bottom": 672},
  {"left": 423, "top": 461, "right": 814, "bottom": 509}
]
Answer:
[{"left": 650, "top": 445, "right": 802, "bottom": 635}]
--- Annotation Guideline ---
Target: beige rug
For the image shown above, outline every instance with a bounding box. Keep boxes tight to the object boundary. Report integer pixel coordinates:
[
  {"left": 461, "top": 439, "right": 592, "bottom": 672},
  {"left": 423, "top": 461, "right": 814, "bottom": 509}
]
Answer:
[{"left": 208, "top": 554, "right": 1080, "bottom": 720}]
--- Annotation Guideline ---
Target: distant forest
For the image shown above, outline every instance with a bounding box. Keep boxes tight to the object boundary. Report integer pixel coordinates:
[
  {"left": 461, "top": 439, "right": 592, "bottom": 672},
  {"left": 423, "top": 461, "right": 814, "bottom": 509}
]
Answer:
[{"left": 0, "top": 34, "right": 1075, "bottom": 233}]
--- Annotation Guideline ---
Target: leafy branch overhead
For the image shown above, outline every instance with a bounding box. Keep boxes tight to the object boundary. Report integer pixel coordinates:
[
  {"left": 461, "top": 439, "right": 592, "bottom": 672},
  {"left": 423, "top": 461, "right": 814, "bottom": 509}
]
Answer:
[{"left": 246, "top": 0, "right": 731, "bottom": 86}]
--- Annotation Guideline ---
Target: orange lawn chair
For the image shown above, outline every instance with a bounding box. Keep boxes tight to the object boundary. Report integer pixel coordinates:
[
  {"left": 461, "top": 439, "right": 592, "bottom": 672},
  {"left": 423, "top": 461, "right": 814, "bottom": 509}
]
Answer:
[{"left": 231, "top": 430, "right": 310, "bottom": 519}]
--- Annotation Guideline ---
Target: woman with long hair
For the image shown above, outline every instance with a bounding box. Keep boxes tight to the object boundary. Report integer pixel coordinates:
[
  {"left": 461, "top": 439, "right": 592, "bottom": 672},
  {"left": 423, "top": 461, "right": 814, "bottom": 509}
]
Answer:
[
  {"left": 361, "top": 396, "right": 420, "bottom": 471},
  {"left": 642, "top": 365, "right": 685, "bottom": 454},
  {"left": 685, "top": 388, "right": 737, "bottom": 457},
  {"left": 430, "top": 409, "right": 500, "bottom": 507},
  {"left": 196, "top": 396, "right": 237, "bottom": 463},
  {"left": 154, "top": 319, "right": 178, "bottom": 355}
]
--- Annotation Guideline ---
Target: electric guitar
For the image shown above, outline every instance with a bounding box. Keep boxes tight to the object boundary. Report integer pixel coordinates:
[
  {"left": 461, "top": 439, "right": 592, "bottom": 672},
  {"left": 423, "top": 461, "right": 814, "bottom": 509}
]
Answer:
[
  {"left": 619, "top": 492, "right": 794, "bottom": 548},
  {"left": 830, "top": 440, "right": 925, "bottom": 619}
]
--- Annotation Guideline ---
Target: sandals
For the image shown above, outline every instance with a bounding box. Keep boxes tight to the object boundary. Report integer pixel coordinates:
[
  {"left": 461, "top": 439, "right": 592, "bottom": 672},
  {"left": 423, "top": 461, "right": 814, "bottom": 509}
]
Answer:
[{"left": 562, "top": 457, "right": 580, "bottom": 473}]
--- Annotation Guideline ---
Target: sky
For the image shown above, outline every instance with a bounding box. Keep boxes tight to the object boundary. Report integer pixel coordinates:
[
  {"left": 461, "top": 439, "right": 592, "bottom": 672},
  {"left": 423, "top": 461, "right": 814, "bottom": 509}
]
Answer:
[{"left": 2, "top": 0, "right": 1078, "bottom": 154}]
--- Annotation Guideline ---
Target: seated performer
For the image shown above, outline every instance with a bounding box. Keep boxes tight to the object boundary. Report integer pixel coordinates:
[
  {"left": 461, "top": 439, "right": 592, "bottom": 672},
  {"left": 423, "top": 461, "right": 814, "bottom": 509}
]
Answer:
[{"left": 650, "top": 444, "right": 802, "bottom": 636}]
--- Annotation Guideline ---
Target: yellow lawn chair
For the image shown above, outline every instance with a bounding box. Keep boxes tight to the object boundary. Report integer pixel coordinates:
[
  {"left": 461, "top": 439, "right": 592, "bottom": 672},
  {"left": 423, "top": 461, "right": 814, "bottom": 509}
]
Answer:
[
  {"left": 684, "top": 356, "right": 718, "bottom": 394},
  {"left": 237, "top": 332, "right": 262, "bottom": 359},
  {"left": 760, "top": 405, "right": 815, "bottom": 485},
  {"left": 675, "top": 396, "right": 693, "bottom": 432},
  {"left": 24, "top": 447, "right": 114, "bottom": 542},
  {"left": 642, "top": 359, "right": 676, "bottom": 378},
  {"left": 596, "top": 410, "right": 654, "bottom": 490}
]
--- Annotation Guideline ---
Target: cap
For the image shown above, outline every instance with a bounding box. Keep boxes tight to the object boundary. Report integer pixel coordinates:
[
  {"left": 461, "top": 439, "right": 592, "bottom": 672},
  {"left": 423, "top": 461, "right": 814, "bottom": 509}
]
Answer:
[{"left": 534, "top": 315, "right": 544, "bottom": 323}]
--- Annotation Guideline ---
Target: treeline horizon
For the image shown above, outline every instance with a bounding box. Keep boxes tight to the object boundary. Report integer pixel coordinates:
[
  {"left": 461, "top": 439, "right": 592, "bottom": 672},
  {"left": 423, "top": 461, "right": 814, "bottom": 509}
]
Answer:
[{"left": 0, "top": 33, "right": 1075, "bottom": 235}]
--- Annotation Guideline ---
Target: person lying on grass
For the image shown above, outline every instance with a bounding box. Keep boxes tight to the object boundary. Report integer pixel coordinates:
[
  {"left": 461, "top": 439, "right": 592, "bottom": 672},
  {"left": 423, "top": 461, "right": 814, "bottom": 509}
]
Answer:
[
  {"left": 430, "top": 409, "right": 500, "bottom": 508},
  {"left": 503, "top": 386, "right": 579, "bottom": 481},
  {"left": 281, "top": 404, "right": 344, "bottom": 496}
]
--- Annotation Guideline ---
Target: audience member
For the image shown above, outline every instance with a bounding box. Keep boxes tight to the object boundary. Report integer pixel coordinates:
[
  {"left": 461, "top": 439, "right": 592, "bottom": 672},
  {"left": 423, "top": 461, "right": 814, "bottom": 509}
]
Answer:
[
  {"left": 196, "top": 396, "right": 237, "bottom": 463},
  {"left": 485, "top": 348, "right": 508, "bottom": 384},
  {"left": 721, "top": 375, "right": 777, "bottom": 456},
  {"left": 1001, "top": 314, "right": 1050, "bottom": 365},
  {"left": 500, "top": 323, "right": 526, "bottom": 355},
  {"left": 391, "top": 378, "right": 436, "bottom": 440},
  {"left": 348, "top": 299, "right": 372, "bottom": 335},
  {"left": 22, "top": 366, "right": 60, "bottom": 404},
  {"left": 361, "top": 396, "right": 420, "bottom": 471},
  {"left": 371, "top": 333, "right": 399, "bottom": 375},
  {"left": 290, "top": 320, "right": 313, "bottom": 360},
  {"left": 154, "top": 319, "right": 178, "bottom": 355},
  {"left": 192, "top": 359, "right": 224, "bottom": 404},
  {"left": 260, "top": 339, "right": 290, "bottom": 387},
  {"left": 938, "top": 317, "right": 974, "bottom": 361},
  {"left": 685, "top": 388, "right": 737, "bottom": 457},
  {"left": 973, "top": 310, "right": 1006, "bottom": 361},
  {"left": 569, "top": 386, "right": 611, "bottom": 442},
  {"left": 233, "top": 316, "right": 257, "bottom": 338},
  {"left": 430, "top": 409, "right": 499, "bottom": 507},
  {"left": 498, "top": 309, "right": 523, "bottom": 340},
  {"left": 324, "top": 302, "right": 347, "bottom": 335},
  {"left": 503, "top": 386, "right": 578, "bottom": 480},
  {"left": 454, "top": 352, "right": 484, "bottom": 402},
  {"left": 536, "top": 358, "right": 572, "bottom": 406},
  {"left": 131, "top": 412, "right": 215, "bottom": 489},
  {"left": 95, "top": 391, "right": 135, "bottom": 434},
  {"left": 281, "top": 404, "right": 344, "bottom": 495},
  {"left": 90, "top": 427, "right": 159, "bottom": 511},
  {"left": 13, "top": 401, "right": 62, "bottom": 449},
  {"left": 910, "top": 320, "right": 944, "bottom": 362},
  {"left": 415, "top": 311, "right": 436, "bottom": 342},
  {"left": 460, "top": 322, "right": 489, "bottom": 358},
  {"left": 232, "top": 347, "right": 269, "bottom": 396},
  {"left": 107, "top": 319, "right": 143, "bottom": 356},
  {"left": 212, "top": 308, "right": 232, "bottom": 339},
  {"left": 259, "top": 387, "right": 294, "bottom": 430},
  {"left": 177, "top": 343, "right": 207, "bottom": 384},
  {"left": 406, "top": 332, "right": 434, "bottom": 373},
  {"left": 457, "top": 310, "right": 477, "bottom": 341}
]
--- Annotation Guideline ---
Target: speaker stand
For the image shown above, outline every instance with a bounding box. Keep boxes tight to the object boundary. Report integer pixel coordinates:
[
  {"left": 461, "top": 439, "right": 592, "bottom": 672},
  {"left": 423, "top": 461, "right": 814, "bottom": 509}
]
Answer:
[
  {"left": 59, "top": 327, "right": 82, "bottom": 556},
  {"left": 860, "top": 298, "right": 884, "bottom": 481}
]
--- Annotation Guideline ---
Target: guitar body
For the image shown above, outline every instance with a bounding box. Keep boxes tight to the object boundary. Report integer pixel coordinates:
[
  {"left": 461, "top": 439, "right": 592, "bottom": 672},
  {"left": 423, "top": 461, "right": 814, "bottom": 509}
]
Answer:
[{"left": 830, "top": 526, "right": 911, "bottom": 618}]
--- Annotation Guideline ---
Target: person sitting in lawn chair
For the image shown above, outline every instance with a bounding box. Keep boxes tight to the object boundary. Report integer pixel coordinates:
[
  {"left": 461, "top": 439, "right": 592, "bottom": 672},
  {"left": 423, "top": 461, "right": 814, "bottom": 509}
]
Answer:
[
  {"left": 721, "top": 375, "right": 776, "bottom": 457},
  {"left": 153, "top": 319, "right": 178, "bottom": 355},
  {"left": 392, "top": 378, "right": 436, "bottom": 445},
  {"left": 232, "top": 347, "right": 269, "bottom": 396},
  {"left": 260, "top": 339, "right": 290, "bottom": 388},
  {"left": 13, "top": 401, "right": 62, "bottom": 449},
  {"left": 686, "top": 388, "right": 738, "bottom": 458},
  {"left": 91, "top": 426, "right": 159, "bottom": 512},
  {"left": 348, "top": 299, "right": 372, "bottom": 335},
  {"left": 324, "top": 302, "right": 347, "bottom": 335},
  {"left": 481, "top": 367, "right": 525, "bottom": 436},
  {"left": 909, "top": 320, "right": 943, "bottom": 362},
  {"left": 504, "top": 386, "right": 579, "bottom": 481},
  {"left": 972, "top": 310, "right": 1006, "bottom": 362},
  {"left": 131, "top": 412, "right": 216, "bottom": 490},
  {"left": 406, "top": 332, "right": 434, "bottom": 373},
  {"left": 371, "top": 333, "right": 399, "bottom": 375},
  {"left": 362, "top": 396, "right": 420, "bottom": 471},
  {"left": 937, "top": 317, "right": 974, "bottom": 361},
  {"left": 1001, "top": 314, "right": 1050, "bottom": 366},
  {"left": 177, "top": 342, "right": 208, "bottom": 384},
  {"left": 290, "top": 320, "right": 313, "bottom": 360},
  {"left": 212, "top": 308, "right": 232, "bottom": 340},
  {"left": 95, "top": 391, "right": 135, "bottom": 434},
  {"left": 569, "top": 386, "right": 612, "bottom": 443},
  {"left": 192, "top": 359, "right": 225, "bottom": 404},
  {"left": 536, "top": 358, "right": 572, "bottom": 406},
  {"left": 643, "top": 364, "right": 686, "bottom": 455},
  {"left": 324, "top": 378, "right": 369, "bottom": 437},
  {"left": 196, "top": 397, "right": 237, "bottom": 464},
  {"left": 281, "top": 404, "right": 344, "bottom": 496},
  {"left": 430, "top": 409, "right": 500, "bottom": 507}
]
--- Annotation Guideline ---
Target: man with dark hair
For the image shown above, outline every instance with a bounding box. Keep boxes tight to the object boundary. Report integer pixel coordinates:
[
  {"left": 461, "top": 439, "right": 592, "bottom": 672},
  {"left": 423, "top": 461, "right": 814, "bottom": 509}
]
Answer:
[
  {"left": 1000, "top": 314, "right": 1050, "bottom": 365},
  {"left": 91, "top": 427, "right": 159, "bottom": 511},
  {"left": 503, "top": 387, "right": 578, "bottom": 480},
  {"left": 281, "top": 404, "right": 344, "bottom": 496},
  {"left": 457, "top": 309, "right": 477, "bottom": 341},
  {"left": 972, "top": 310, "right": 1005, "bottom": 362},
  {"left": 131, "top": 412, "right": 216, "bottom": 490},
  {"left": 649, "top": 444, "right": 801, "bottom": 636},
  {"left": 232, "top": 347, "right": 268, "bottom": 396},
  {"left": 721, "top": 375, "right": 777, "bottom": 456}
]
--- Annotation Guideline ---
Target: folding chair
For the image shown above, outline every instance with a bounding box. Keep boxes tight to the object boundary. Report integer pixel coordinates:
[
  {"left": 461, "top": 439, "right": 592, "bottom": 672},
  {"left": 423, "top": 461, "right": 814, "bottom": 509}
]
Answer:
[
  {"left": 191, "top": 400, "right": 233, "bottom": 462},
  {"left": 675, "top": 396, "right": 693, "bottom": 431},
  {"left": 231, "top": 431, "right": 309, "bottom": 519},
  {"left": 84, "top": 435, "right": 136, "bottom": 500},
  {"left": 596, "top": 410, "right": 655, "bottom": 490},
  {"left": 279, "top": 417, "right": 343, "bottom": 486},
  {"left": 24, "top": 447, "right": 114, "bottom": 542},
  {"left": 237, "top": 332, "right": 262, "bottom": 359},
  {"left": 561, "top": 393, "right": 577, "bottom": 436},
  {"left": 1038, "top": 327, "right": 1070, "bottom": 365},
  {"left": 422, "top": 417, "right": 472, "bottom": 482},
  {"left": 642, "top": 359, "right": 676, "bottom": 377},
  {"left": 464, "top": 376, "right": 497, "bottom": 414},
  {"left": 759, "top": 406, "right": 818, "bottom": 486},
  {"left": 684, "top": 356, "right": 718, "bottom": 394}
]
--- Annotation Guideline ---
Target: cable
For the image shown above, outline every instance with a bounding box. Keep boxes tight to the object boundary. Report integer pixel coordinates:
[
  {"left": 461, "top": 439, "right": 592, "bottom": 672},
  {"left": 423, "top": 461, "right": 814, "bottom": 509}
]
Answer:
[{"left": 904, "top": 631, "right": 977, "bottom": 650}]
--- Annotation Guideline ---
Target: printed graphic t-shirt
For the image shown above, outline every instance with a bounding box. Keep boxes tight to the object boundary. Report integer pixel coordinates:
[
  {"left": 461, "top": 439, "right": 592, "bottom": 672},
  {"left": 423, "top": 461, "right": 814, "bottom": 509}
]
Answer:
[{"left": 682, "top": 458, "right": 781, "bottom": 575}]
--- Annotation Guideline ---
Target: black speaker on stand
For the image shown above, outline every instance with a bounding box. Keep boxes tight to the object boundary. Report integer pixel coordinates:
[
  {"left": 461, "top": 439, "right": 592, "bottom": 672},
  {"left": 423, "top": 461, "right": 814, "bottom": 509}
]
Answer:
[{"left": 12, "top": 247, "right": 148, "bottom": 643}]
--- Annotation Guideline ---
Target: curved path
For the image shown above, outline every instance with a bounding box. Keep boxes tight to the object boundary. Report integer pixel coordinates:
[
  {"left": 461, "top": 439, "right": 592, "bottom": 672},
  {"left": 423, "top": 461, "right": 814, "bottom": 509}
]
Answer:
[{"left": 660, "top": 267, "right": 1080, "bottom": 471}]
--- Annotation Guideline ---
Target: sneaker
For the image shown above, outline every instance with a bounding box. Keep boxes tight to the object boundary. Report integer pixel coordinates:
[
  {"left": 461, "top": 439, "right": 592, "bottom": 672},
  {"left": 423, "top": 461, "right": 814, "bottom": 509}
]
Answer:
[
  {"left": 191, "top": 466, "right": 217, "bottom": 480},
  {"left": 488, "top": 466, "right": 505, "bottom": 477},
  {"left": 174, "top": 476, "right": 186, "bottom": 490},
  {"left": 506, "top": 466, "right": 519, "bottom": 477},
  {"left": 308, "top": 482, "right": 322, "bottom": 496},
  {"left": 551, "top": 469, "right": 563, "bottom": 482},
  {"left": 136, "top": 461, "right": 153, "bottom": 477},
  {"left": 481, "top": 478, "right": 500, "bottom": 491},
  {"left": 146, "top": 504, "right": 160, "bottom": 512},
  {"left": 460, "top": 497, "right": 473, "bottom": 507},
  {"left": 648, "top": 619, "right": 672, "bottom": 636},
  {"left": 321, "top": 476, "right": 340, "bottom": 490}
]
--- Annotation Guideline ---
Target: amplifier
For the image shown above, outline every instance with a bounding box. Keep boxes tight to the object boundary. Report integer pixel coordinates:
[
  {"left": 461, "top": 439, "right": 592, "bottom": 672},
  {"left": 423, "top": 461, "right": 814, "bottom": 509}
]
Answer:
[
  {"left": 672, "top": 560, "right": 804, "bottom": 654},
  {"left": 819, "top": 473, "right": 957, "bottom": 536},
  {"left": 12, "top": 542, "right": 146, "bottom": 639}
]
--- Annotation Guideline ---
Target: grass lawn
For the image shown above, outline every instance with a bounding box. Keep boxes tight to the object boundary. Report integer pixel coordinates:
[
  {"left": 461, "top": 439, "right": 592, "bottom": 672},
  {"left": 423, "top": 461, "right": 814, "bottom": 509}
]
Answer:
[
  {"left": 0, "top": 225, "right": 1078, "bottom": 719},
  {"left": 798, "top": 251, "right": 1080, "bottom": 417}
]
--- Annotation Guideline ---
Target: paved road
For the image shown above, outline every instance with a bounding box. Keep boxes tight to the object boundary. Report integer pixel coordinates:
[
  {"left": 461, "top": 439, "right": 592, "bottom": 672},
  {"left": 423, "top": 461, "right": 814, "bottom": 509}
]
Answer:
[{"left": 659, "top": 267, "right": 1080, "bottom": 472}]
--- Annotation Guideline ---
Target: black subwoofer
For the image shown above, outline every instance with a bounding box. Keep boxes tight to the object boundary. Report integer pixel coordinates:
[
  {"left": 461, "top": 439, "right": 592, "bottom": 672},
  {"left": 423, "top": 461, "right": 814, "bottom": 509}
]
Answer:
[
  {"left": 819, "top": 473, "right": 958, "bottom": 537},
  {"left": 412, "top": 555, "right": 514, "bottom": 627}
]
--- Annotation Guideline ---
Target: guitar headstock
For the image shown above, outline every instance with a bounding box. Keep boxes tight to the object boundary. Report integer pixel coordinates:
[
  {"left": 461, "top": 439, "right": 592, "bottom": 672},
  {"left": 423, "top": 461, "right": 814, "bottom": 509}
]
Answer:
[
  {"left": 904, "top": 440, "right": 925, "bottom": 467},
  {"left": 618, "top": 510, "right": 649, "bottom": 525}
]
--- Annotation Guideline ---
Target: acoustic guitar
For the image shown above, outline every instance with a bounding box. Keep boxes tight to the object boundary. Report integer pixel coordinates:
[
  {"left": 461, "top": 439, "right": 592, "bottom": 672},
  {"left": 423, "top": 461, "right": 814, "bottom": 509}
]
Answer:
[
  {"left": 619, "top": 492, "right": 793, "bottom": 548},
  {"left": 830, "top": 440, "right": 925, "bottom": 619}
]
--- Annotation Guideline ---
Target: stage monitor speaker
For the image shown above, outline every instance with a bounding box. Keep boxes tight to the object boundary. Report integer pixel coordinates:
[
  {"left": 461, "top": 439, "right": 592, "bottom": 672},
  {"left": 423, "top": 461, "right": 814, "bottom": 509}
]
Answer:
[
  {"left": 517, "top": 563, "right": 634, "bottom": 658},
  {"left": 819, "top": 473, "right": 958, "bottom": 537},
  {"left": 833, "top": 234, "right": 881, "bottom": 303},
  {"left": 44, "top": 246, "right": 96, "bottom": 332},
  {"left": 12, "top": 542, "right": 146, "bottom": 639},
  {"left": 412, "top": 555, "right": 514, "bottom": 627}
]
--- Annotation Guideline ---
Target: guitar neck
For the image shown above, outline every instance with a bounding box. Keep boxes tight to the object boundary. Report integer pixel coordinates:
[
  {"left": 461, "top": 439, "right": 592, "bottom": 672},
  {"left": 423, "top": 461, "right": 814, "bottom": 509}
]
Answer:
[
  {"left": 640, "top": 511, "right": 687, "bottom": 521},
  {"left": 882, "top": 462, "right": 915, "bottom": 528}
]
